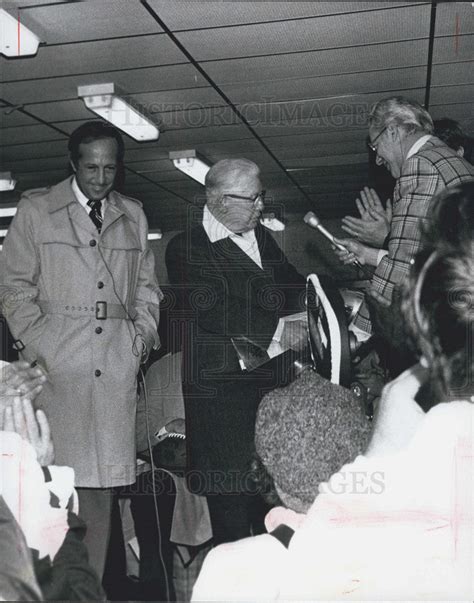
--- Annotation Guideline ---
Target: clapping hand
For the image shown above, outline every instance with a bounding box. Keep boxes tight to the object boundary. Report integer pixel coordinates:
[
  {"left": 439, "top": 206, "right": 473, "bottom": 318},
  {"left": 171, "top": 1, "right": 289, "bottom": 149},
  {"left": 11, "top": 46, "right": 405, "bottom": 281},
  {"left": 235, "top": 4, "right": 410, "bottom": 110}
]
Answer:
[
  {"left": 0, "top": 360, "right": 47, "bottom": 400},
  {"left": 342, "top": 187, "right": 391, "bottom": 247},
  {"left": 1, "top": 397, "right": 54, "bottom": 466}
]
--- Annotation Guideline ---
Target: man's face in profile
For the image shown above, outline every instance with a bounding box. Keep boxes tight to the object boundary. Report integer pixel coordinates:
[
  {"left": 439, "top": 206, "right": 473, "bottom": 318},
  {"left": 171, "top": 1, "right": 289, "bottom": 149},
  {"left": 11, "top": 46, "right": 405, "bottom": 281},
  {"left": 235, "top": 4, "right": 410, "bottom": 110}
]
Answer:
[
  {"left": 369, "top": 125, "right": 404, "bottom": 179},
  {"left": 71, "top": 137, "right": 118, "bottom": 201}
]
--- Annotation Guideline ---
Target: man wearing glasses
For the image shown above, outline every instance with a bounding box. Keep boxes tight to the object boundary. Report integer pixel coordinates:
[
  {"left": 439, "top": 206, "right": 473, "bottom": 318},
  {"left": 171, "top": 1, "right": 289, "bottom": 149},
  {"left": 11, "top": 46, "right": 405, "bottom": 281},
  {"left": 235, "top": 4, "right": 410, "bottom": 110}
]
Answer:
[
  {"left": 335, "top": 96, "right": 473, "bottom": 339},
  {"left": 166, "top": 158, "right": 305, "bottom": 545}
]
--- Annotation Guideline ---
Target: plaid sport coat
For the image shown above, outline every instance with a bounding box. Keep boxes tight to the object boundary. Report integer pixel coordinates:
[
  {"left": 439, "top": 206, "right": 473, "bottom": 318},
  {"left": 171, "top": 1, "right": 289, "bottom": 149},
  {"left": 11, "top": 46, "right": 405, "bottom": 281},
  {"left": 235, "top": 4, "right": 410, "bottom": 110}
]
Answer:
[{"left": 354, "top": 136, "right": 474, "bottom": 335}]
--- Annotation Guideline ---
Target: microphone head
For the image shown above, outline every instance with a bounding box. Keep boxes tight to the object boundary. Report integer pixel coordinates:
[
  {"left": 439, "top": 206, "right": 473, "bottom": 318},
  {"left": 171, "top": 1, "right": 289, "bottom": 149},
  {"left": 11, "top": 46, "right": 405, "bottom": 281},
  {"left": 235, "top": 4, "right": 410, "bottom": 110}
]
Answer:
[{"left": 304, "top": 211, "right": 321, "bottom": 227}]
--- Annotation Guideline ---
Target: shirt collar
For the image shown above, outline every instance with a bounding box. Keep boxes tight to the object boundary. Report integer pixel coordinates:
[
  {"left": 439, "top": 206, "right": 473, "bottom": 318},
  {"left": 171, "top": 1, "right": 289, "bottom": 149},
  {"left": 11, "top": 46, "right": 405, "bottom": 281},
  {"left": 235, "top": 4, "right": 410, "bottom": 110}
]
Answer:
[
  {"left": 406, "top": 134, "right": 432, "bottom": 160},
  {"left": 203, "top": 204, "right": 239, "bottom": 242},
  {"left": 71, "top": 177, "right": 107, "bottom": 210}
]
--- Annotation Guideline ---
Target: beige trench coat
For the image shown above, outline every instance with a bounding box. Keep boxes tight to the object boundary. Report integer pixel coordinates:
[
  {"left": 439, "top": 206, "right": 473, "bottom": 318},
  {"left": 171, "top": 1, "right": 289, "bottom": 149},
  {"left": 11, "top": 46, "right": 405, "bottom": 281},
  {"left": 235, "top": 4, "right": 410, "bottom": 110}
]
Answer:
[{"left": 0, "top": 177, "right": 162, "bottom": 487}]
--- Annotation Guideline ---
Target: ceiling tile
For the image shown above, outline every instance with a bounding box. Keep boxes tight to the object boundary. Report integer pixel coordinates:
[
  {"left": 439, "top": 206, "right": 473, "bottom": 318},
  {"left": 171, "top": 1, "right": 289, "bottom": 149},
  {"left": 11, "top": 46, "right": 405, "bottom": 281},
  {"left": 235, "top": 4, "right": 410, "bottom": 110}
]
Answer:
[
  {"left": 1, "top": 64, "right": 209, "bottom": 105},
  {"left": 203, "top": 40, "right": 429, "bottom": 87},
  {"left": 174, "top": 4, "right": 431, "bottom": 61},
  {"left": 1, "top": 35, "right": 186, "bottom": 82},
  {"left": 149, "top": 1, "right": 420, "bottom": 31},
  {"left": 19, "top": 0, "right": 163, "bottom": 43}
]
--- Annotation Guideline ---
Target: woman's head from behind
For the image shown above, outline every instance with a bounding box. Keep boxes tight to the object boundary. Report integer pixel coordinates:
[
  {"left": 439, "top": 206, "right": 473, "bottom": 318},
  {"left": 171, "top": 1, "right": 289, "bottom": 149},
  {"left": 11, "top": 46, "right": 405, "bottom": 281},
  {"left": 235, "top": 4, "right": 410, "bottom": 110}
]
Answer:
[{"left": 403, "top": 182, "right": 474, "bottom": 402}]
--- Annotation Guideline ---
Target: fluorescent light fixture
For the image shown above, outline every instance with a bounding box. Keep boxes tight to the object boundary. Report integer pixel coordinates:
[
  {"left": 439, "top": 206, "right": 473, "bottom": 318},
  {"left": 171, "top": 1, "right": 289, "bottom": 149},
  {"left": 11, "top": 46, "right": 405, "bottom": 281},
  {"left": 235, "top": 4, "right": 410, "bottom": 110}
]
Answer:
[
  {"left": 169, "top": 150, "right": 211, "bottom": 185},
  {"left": 0, "top": 172, "right": 17, "bottom": 192},
  {"left": 0, "top": 8, "right": 41, "bottom": 57},
  {"left": 148, "top": 230, "right": 162, "bottom": 240},
  {"left": 78, "top": 83, "right": 159, "bottom": 142},
  {"left": 0, "top": 206, "right": 17, "bottom": 217},
  {"left": 0, "top": 229, "right": 8, "bottom": 238}
]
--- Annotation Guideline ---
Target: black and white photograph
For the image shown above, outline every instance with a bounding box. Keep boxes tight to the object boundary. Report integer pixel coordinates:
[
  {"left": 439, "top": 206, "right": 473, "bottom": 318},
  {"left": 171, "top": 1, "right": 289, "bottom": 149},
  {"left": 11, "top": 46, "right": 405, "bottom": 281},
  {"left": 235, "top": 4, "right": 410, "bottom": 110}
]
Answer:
[{"left": 1, "top": 1, "right": 473, "bottom": 600}]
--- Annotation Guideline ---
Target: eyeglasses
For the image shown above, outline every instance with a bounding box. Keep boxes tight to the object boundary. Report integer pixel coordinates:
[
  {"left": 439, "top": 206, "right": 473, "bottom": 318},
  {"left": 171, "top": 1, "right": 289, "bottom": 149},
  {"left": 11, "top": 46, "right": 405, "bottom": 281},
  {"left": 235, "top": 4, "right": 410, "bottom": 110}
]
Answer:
[
  {"left": 367, "top": 126, "right": 387, "bottom": 152},
  {"left": 224, "top": 190, "right": 266, "bottom": 206}
]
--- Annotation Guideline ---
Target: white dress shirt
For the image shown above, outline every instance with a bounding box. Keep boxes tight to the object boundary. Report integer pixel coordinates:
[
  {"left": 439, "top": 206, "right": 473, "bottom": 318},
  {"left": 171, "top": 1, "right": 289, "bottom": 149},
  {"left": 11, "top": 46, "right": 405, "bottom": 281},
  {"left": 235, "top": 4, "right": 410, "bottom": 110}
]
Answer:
[{"left": 71, "top": 177, "right": 107, "bottom": 217}]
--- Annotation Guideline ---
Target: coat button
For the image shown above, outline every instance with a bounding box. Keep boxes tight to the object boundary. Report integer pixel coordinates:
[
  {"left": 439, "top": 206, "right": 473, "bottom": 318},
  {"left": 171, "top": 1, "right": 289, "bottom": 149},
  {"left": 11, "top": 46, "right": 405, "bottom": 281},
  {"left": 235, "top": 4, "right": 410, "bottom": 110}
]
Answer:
[
  {"left": 95, "top": 369, "right": 101, "bottom": 377},
  {"left": 95, "top": 327, "right": 103, "bottom": 334},
  {"left": 97, "top": 281, "right": 104, "bottom": 289},
  {"left": 89, "top": 240, "right": 97, "bottom": 247}
]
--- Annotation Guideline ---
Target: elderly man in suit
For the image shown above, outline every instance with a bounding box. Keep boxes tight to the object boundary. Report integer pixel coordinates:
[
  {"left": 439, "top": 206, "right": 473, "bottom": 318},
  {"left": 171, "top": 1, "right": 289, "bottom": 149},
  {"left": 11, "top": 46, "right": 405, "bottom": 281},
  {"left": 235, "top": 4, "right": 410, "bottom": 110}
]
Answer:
[
  {"left": 166, "top": 158, "right": 305, "bottom": 545},
  {"left": 335, "top": 96, "right": 474, "bottom": 338},
  {"left": 0, "top": 121, "right": 162, "bottom": 577}
]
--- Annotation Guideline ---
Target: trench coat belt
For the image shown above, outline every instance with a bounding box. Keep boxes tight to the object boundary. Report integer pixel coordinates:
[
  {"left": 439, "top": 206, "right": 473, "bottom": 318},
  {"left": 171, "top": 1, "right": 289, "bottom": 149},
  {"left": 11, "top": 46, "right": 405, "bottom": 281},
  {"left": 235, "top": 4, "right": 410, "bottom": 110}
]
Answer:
[{"left": 38, "top": 300, "right": 137, "bottom": 320}]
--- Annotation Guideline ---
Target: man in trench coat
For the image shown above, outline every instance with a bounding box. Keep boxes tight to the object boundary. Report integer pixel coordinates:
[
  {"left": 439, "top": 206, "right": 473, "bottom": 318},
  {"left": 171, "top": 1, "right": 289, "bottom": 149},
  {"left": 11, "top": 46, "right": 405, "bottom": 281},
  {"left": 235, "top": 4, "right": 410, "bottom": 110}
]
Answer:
[{"left": 0, "top": 121, "right": 162, "bottom": 577}]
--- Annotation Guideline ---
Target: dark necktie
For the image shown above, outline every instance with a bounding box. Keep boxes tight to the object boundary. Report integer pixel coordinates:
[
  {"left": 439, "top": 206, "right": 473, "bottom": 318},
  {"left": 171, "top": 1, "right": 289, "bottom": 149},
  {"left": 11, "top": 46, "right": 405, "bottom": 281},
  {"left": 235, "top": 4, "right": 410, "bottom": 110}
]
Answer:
[{"left": 87, "top": 199, "right": 103, "bottom": 233}]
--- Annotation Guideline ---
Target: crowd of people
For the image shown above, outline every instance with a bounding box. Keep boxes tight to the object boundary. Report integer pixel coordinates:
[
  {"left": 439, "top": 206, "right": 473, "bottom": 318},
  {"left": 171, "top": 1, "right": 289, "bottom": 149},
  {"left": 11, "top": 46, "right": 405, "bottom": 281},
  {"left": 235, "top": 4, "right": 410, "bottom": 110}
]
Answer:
[{"left": 0, "top": 95, "right": 473, "bottom": 600}]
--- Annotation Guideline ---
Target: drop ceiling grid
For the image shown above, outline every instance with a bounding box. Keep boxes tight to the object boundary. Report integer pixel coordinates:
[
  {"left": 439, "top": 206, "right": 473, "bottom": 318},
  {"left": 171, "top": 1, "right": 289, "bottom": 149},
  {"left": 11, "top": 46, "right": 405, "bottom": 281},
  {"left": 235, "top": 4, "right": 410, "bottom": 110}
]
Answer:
[
  {"left": 0, "top": 87, "right": 226, "bottom": 128},
  {"left": 0, "top": 0, "right": 471, "bottom": 229},
  {"left": 219, "top": 66, "right": 428, "bottom": 106},
  {"left": 0, "top": 63, "right": 212, "bottom": 105},
  {"left": 171, "top": 4, "right": 432, "bottom": 62},
  {"left": 0, "top": 35, "right": 187, "bottom": 82},
  {"left": 201, "top": 39, "right": 431, "bottom": 87}
]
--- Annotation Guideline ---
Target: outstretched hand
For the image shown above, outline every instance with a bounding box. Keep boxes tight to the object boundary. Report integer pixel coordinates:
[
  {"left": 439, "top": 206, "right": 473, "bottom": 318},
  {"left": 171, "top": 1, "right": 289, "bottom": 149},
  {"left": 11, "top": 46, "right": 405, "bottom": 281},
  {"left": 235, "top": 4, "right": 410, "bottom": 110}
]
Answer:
[
  {"left": 333, "top": 237, "right": 376, "bottom": 266},
  {"left": 341, "top": 187, "right": 391, "bottom": 247}
]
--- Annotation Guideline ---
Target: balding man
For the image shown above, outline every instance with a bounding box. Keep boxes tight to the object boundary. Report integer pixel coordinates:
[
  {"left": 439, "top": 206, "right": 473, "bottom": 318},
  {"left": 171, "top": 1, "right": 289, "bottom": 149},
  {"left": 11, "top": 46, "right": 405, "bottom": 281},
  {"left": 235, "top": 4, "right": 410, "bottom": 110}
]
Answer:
[
  {"left": 336, "top": 96, "right": 474, "bottom": 338},
  {"left": 166, "top": 158, "right": 305, "bottom": 545}
]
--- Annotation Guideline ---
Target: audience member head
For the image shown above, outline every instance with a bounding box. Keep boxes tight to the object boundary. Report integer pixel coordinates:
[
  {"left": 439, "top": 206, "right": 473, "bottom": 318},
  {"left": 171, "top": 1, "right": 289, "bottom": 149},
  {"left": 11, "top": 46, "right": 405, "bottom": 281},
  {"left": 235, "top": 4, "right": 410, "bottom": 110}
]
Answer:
[
  {"left": 434, "top": 117, "right": 465, "bottom": 156},
  {"left": 254, "top": 369, "right": 371, "bottom": 513},
  {"left": 205, "top": 158, "right": 265, "bottom": 234},
  {"left": 368, "top": 96, "right": 434, "bottom": 178},
  {"left": 402, "top": 182, "right": 474, "bottom": 403},
  {"left": 434, "top": 117, "right": 472, "bottom": 162}
]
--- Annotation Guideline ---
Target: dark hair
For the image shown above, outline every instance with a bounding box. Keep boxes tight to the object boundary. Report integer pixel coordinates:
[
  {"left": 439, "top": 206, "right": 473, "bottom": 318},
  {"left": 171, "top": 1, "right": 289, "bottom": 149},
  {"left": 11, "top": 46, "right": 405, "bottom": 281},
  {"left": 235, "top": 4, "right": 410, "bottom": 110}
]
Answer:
[
  {"left": 434, "top": 118, "right": 465, "bottom": 153},
  {"left": 402, "top": 182, "right": 474, "bottom": 403},
  {"left": 68, "top": 120, "right": 125, "bottom": 165}
]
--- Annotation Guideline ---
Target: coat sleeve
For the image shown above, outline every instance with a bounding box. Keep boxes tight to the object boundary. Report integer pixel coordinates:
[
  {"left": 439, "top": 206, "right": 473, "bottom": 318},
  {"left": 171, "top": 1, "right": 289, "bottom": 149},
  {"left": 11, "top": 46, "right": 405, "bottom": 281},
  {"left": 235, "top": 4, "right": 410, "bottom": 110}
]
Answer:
[
  {"left": 352, "top": 155, "right": 438, "bottom": 334},
  {"left": 0, "top": 197, "right": 47, "bottom": 363},
  {"left": 132, "top": 211, "right": 163, "bottom": 358}
]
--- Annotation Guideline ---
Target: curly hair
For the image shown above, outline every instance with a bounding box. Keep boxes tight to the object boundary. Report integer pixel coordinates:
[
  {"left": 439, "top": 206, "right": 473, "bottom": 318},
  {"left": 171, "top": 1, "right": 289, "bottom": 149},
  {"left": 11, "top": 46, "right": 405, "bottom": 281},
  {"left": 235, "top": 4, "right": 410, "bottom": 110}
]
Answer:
[{"left": 402, "top": 182, "right": 474, "bottom": 403}]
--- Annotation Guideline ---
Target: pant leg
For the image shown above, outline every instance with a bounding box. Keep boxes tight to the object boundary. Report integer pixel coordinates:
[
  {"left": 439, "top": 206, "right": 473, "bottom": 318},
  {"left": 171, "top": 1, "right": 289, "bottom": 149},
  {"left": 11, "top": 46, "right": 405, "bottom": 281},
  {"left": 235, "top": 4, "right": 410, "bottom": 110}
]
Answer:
[
  {"left": 130, "top": 470, "right": 177, "bottom": 601},
  {"left": 76, "top": 487, "right": 113, "bottom": 581}
]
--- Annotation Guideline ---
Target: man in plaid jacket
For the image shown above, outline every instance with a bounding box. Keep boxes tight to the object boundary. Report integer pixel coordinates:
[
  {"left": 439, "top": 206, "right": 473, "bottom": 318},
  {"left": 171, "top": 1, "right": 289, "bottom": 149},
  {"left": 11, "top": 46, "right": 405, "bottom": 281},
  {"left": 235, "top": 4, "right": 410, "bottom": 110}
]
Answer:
[{"left": 336, "top": 96, "right": 474, "bottom": 337}]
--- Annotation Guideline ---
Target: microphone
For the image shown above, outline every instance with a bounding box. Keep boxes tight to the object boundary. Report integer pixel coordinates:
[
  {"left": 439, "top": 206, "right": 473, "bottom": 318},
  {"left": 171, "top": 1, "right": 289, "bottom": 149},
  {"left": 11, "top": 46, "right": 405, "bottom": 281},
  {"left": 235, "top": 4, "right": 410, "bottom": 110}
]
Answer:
[{"left": 304, "top": 211, "right": 372, "bottom": 278}]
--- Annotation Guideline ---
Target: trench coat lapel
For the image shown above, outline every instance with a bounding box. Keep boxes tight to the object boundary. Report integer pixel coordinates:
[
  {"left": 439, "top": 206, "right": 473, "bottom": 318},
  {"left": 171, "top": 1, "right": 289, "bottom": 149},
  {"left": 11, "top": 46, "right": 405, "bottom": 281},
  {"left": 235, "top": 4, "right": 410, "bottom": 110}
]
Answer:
[
  {"left": 101, "top": 190, "right": 137, "bottom": 234},
  {"left": 47, "top": 177, "right": 96, "bottom": 235}
]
